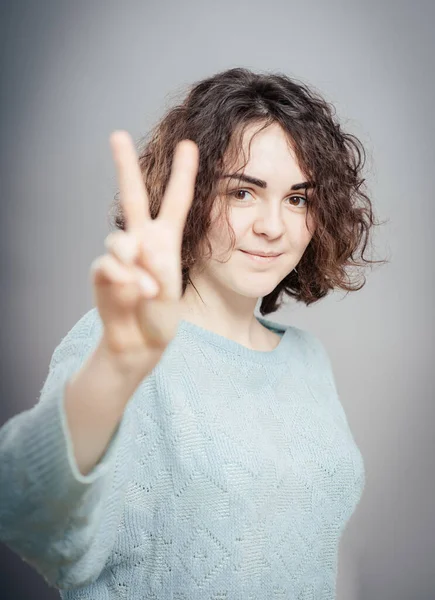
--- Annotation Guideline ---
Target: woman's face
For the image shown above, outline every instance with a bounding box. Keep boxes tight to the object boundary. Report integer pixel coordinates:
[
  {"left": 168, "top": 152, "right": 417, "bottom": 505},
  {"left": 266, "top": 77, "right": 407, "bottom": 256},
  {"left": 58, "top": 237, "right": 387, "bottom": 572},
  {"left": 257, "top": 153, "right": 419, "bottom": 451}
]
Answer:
[{"left": 194, "top": 121, "right": 316, "bottom": 300}]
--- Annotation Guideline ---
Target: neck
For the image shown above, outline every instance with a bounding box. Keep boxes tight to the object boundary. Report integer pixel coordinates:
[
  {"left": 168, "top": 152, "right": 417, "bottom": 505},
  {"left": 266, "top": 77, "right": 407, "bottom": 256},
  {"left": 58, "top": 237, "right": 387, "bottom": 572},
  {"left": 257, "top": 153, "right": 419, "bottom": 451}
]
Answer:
[{"left": 179, "top": 279, "right": 269, "bottom": 350}]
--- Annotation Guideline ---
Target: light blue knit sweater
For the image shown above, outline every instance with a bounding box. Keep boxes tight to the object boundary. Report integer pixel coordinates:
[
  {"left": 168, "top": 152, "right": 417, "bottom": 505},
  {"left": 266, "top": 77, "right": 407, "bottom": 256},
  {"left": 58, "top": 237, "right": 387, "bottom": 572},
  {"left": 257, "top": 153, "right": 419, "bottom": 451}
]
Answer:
[{"left": 0, "top": 307, "right": 365, "bottom": 599}]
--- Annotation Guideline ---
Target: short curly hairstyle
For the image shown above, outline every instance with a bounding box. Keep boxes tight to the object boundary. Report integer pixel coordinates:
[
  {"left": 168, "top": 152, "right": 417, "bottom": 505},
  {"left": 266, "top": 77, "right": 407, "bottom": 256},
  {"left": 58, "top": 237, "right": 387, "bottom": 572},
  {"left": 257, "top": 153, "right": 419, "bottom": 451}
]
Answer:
[{"left": 109, "top": 67, "right": 388, "bottom": 315}]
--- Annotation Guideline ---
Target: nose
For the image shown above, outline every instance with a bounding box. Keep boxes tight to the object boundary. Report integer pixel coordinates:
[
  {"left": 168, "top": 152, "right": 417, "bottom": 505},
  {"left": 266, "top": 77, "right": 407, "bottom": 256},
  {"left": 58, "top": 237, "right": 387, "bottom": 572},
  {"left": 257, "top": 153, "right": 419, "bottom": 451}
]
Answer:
[{"left": 252, "top": 205, "right": 286, "bottom": 239}]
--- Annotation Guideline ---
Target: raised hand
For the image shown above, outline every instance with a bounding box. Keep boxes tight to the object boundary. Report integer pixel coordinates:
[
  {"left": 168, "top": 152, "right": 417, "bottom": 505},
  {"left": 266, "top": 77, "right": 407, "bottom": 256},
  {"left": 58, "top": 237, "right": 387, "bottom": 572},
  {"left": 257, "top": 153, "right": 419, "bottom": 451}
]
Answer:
[{"left": 91, "top": 130, "right": 199, "bottom": 374}]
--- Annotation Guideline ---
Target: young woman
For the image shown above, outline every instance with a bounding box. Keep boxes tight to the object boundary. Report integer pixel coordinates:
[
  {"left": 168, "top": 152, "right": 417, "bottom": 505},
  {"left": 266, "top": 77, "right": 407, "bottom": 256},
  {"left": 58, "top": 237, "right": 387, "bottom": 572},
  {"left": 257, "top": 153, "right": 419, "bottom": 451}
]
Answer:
[{"left": 0, "top": 67, "right": 386, "bottom": 599}]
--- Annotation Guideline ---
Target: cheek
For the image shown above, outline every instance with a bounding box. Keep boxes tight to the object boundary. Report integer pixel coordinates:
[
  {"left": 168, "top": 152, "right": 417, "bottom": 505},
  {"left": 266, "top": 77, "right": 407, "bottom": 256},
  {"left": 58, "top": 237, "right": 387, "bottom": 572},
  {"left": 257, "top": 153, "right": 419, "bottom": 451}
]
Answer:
[
  {"left": 206, "top": 223, "right": 235, "bottom": 262},
  {"left": 290, "top": 213, "right": 316, "bottom": 249},
  {"left": 210, "top": 209, "right": 248, "bottom": 251}
]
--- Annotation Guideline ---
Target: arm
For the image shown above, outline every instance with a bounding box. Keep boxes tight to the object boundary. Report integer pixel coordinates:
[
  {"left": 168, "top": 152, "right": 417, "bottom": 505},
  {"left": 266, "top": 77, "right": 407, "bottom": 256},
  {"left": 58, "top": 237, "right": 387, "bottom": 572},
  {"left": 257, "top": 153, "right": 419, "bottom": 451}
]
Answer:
[
  {"left": 64, "top": 335, "right": 151, "bottom": 476},
  {"left": 0, "top": 319, "right": 147, "bottom": 590}
]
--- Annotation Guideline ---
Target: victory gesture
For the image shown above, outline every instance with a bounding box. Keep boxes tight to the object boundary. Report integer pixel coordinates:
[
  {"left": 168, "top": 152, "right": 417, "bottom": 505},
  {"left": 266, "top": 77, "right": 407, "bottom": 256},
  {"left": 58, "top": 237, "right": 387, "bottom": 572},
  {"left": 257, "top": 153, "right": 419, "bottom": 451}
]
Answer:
[{"left": 91, "top": 130, "right": 199, "bottom": 373}]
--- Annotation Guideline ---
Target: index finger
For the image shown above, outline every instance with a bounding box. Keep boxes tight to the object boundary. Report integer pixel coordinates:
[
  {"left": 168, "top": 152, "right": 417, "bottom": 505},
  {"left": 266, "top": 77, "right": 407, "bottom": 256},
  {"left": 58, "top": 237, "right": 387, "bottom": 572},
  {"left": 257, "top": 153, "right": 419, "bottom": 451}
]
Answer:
[{"left": 110, "top": 130, "right": 150, "bottom": 233}]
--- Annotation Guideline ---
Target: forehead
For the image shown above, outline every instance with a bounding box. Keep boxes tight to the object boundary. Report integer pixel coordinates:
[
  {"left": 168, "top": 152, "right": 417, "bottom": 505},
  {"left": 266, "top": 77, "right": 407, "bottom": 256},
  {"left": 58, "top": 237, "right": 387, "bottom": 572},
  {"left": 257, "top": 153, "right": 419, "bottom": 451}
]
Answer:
[{"left": 223, "top": 121, "right": 305, "bottom": 178}]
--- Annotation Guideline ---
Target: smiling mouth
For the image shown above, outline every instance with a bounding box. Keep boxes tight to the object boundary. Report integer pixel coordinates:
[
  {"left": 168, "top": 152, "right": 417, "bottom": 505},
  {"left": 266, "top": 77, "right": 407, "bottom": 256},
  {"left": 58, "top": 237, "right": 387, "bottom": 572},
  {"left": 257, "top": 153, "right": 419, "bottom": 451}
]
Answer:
[{"left": 239, "top": 250, "right": 282, "bottom": 262}]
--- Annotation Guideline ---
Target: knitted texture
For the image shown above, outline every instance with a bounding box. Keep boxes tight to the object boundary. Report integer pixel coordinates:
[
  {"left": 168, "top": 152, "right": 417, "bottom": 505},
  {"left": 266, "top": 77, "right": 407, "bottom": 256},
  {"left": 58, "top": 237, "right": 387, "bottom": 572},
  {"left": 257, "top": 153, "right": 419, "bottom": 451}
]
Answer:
[{"left": 0, "top": 307, "right": 365, "bottom": 599}]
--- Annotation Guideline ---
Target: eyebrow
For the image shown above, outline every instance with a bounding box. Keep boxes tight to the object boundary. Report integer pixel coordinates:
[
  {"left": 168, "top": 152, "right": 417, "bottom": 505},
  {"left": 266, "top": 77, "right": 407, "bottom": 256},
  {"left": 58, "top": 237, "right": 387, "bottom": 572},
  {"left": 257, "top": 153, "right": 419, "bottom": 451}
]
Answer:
[{"left": 220, "top": 173, "right": 315, "bottom": 191}]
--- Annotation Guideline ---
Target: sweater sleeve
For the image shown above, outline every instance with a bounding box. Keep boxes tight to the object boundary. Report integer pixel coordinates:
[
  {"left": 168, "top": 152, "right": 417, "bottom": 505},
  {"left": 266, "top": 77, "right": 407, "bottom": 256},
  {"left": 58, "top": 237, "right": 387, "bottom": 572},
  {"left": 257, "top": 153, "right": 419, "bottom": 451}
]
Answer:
[{"left": 0, "top": 310, "right": 136, "bottom": 590}]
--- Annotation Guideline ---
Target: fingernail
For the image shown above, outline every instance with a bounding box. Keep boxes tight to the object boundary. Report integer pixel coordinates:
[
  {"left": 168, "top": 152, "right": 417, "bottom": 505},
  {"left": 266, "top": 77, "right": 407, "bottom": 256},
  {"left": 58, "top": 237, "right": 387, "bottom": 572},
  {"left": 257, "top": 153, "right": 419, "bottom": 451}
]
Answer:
[{"left": 139, "top": 275, "right": 158, "bottom": 295}]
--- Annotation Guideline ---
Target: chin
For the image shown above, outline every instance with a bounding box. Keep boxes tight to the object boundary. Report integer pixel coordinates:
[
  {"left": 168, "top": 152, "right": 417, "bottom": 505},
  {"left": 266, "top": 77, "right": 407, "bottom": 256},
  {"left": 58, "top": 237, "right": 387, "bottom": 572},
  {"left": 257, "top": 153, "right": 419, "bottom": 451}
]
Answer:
[{"left": 232, "top": 280, "right": 278, "bottom": 299}]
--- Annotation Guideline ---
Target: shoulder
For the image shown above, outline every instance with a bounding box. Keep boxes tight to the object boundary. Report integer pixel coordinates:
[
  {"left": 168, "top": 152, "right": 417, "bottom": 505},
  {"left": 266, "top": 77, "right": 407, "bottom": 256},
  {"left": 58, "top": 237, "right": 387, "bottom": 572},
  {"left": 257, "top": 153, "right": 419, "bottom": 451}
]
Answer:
[
  {"left": 290, "top": 325, "right": 332, "bottom": 366},
  {"left": 288, "top": 326, "right": 336, "bottom": 387},
  {"left": 258, "top": 315, "right": 331, "bottom": 365},
  {"left": 292, "top": 325, "right": 328, "bottom": 356},
  {"left": 257, "top": 315, "right": 324, "bottom": 349}
]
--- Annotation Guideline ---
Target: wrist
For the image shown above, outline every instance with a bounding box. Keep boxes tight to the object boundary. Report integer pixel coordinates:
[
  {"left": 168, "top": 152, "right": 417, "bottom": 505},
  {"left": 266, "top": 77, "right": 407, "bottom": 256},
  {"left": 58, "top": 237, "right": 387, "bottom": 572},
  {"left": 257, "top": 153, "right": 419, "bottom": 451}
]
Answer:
[{"left": 96, "top": 335, "right": 156, "bottom": 383}]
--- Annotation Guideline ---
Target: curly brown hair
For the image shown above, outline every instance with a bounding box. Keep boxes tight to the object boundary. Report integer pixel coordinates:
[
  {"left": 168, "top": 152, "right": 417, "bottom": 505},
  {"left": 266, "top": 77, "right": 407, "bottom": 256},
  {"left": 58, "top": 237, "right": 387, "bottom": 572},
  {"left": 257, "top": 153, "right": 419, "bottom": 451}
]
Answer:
[{"left": 108, "top": 67, "right": 388, "bottom": 315}]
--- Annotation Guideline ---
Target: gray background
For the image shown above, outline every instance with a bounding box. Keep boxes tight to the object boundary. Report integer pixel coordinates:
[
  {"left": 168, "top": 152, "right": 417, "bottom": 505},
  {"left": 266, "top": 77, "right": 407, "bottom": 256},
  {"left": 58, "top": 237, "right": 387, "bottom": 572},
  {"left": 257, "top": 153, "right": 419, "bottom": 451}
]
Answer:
[{"left": 1, "top": 0, "right": 434, "bottom": 598}]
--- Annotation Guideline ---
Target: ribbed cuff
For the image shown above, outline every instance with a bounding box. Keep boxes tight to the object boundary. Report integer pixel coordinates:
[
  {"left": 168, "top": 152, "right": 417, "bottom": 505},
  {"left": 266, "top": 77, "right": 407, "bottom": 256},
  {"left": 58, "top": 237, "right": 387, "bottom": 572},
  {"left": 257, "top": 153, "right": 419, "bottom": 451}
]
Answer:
[{"left": 23, "top": 359, "right": 122, "bottom": 497}]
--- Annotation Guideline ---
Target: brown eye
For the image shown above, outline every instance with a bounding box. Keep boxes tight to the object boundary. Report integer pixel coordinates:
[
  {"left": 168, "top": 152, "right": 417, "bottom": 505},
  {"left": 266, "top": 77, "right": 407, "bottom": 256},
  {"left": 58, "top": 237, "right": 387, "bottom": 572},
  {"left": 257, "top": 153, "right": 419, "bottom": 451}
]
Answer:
[
  {"left": 287, "top": 195, "right": 307, "bottom": 208},
  {"left": 229, "top": 189, "right": 252, "bottom": 202}
]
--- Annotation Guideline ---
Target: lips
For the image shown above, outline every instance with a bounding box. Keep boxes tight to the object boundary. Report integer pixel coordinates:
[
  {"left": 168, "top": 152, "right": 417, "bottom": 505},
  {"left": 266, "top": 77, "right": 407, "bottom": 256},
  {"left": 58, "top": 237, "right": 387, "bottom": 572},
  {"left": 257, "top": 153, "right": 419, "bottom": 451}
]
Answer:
[
  {"left": 241, "top": 250, "right": 282, "bottom": 257},
  {"left": 239, "top": 250, "right": 283, "bottom": 264}
]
